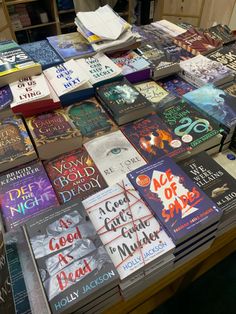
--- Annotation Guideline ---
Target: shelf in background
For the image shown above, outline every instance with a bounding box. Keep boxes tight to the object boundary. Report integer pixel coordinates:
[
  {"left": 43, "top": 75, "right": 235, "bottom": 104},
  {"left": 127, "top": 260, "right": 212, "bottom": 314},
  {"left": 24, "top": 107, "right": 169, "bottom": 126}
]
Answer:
[
  {"left": 60, "top": 21, "right": 75, "bottom": 29},
  {"left": 6, "top": 0, "right": 38, "bottom": 5},
  {"left": 58, "top": 8, "right": 75, "bottom": 14},
  {"left": 14, "top": 21, "right": 57, "bottom": 31}
]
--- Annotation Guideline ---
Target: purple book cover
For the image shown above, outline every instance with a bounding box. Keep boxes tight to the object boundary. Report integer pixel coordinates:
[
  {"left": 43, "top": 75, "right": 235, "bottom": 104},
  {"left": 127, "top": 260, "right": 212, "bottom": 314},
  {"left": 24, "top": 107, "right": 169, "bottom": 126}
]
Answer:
[
  {"left": 0, "top": 161, "right": 58, "bottom": 231},
  {"left": 157, "top": 75, "right": 196, "bottom": 97},
  {"left": 0, "top": 85, "right": 13, "bottom": 111},
  {"left": 127, "top": 156, "right": 222, "bottom": 243}
]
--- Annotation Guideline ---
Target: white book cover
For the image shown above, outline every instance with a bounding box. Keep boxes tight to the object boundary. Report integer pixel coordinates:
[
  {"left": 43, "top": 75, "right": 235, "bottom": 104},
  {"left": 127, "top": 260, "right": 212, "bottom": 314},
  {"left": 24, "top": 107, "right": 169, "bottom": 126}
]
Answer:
[
  {"left": 76, "top": 53, "right": 122, "bottom": 85},
  {"left": 10, "top": 74, "right": 50, "bottom": 108},
  {"left": 83, "top": 178, "right": 175, "bottom": 280},
  {"left": 84, "top": 130, "right": 146, "bottom": 186},
  {"left": 43, "top": 59, "right": 89, "bottom": 97},
  {"left": 152, "top": 20, "right": 186, "bottom": 37}
]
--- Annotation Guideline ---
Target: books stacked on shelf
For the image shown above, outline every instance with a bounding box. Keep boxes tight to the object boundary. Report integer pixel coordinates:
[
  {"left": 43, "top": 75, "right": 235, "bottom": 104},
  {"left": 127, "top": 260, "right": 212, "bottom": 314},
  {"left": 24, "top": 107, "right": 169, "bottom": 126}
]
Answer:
[
  {"left": 25, "top": 109, "right": 82, "bottom": 160},
  {"left": 0, "top": 115, "right": 36, "bottom": 173},
  {"left": 0, "top": 85, "right": 13, "bottom": 118},
  {"left": 47, "top": 32, "right": 95, "bottom": 60},
  {"left": 178, "top": 152, "right": 236, "bottom": 238},
  {"left": 75, "top": 5, "right": 141, "bottom": 53},
  {"left": 96, "top": 78, "right": 154, "bottom": 125},
  {"left": 134, "top": 80, "right": 177, "bottom": 110},
  {"left": 76, "top": 53, "right": 123, "bottom": 87},
  {"left": 127, "top": 156, "right": 222, "bottom": 266},
  {"left": 66, "top": 97, "right": 117, "bottom": 143},
  {"left": 84, "top": 130, "right": 146, "bottom": 186},
  {"left": 207, "top": 45, "right": 236, "bottom": 73},
  {"left": 9, "top": 74, "right": 61, "bottom": 116},
  {"left": 24, "top": 200, "right": 120, "bottom": 314},
  {"left": 43, "top": 60, "right": 94, "bottom": 106},
  {"left": 183, "top": 84, "right": 236, "bottom": 134},
  {"left": 179, "top": 55, "right": 235, "bottom": 88},
  {"left": 205, "top": 24, "right": 236, "bottom": 45},
  {"left": 0, "top": 40, "right": 42, "bottom": 87},
  {"left": 0, "top": 160, "right": 58, "bottom": 232},
  {"left": 109, "top": 50, "right": 151, "bottom": 83},
  {"left": 44, "top": 148, "right": 107, "bottom": 204},
  {"left": 83, "top": 178, "right": 175, "bottom": 298},
  {"left": 121, "top": 113, "right": 190, "bottom": 162},
  {"left": 21, "top": 40, "right": 64, "bottom": 70},
  {"left": 158, "top": 100, "right": 224, "bottom": 156}
]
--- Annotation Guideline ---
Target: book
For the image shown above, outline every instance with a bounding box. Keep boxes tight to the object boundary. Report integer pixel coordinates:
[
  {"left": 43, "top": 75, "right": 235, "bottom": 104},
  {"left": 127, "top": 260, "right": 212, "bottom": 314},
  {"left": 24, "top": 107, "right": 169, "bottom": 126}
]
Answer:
[
  {"left": 0, "top": 40, "right": 42, "bottom": 87},
  {"left": 0, "top": 115, "right": 36, "bottom": 173},
  {"left": 82, "top": 178, "right": 175, "bottom": 280},
  {"left": 121, "top": 113, "right": 190, "bottom": 162},
  {"left": 44, "top": 148, "right": 107, "bottom": 204},
  {"left": 109, "top": 50, "right": 151, "bottom": 83},
  {"left": 21, "top": 40, "right": 64, "bottom": 70},
  {"left": 24, "top": 200, "right": 119, "bottom": 313},
  {"left": 127, "top": 156, "right": 222, "bottom": 244},
  {"left": 178, "top": 152, "right": 236, "bottom": 222},
  {"left": 26, "top": 109, "right": 82, "bottom": 160},
  {"left": 205, "top": 24, "right": 236, "bottom": 45},
  {"left": 173, "top": 27, "right": 222, "bottom": 56},
  {"left": 159, "top": 100, "right": 223, "bottom": 152},
  {"left": 157, "top": 75, "right": 196, "bottom": 98},
  {"left": 183, "top": 84, "right": 236, "bottom": 133},
  {"left": 76, "top": 53, "right": 123, "bottom": 87},
  {"left": 0, "top": 85, "right": 13, "bottom": 117},
  {"left": 66, "top": 97, "right": 117, "bottom": 143},
  {"left": 47, "top": 32, "right": 95, "bottom": 60},
  {"left": 84, "top": 130, "right": 146, "bottom": 186},
  {"left": 134, "top": 80, "right": 177, "bottom": 111},
  {"left": 96, "top": 78, "right": 154, "bottom": 125},
  {"left": 207, "top": 45, "right": 236, "bottom": 72},
  {"left": 0, "top": 160, "right": 58, "bottom": 231},
  {"left": 0, "top": 231, "right": 15, "bottom": 314},
  {"left": 179, "top": 55, "right": 235, "bottom": 88},
  {"left": 151, "top": 20, "right": 186, "bottom": 37},
  {"left": 212, "top": 149, "right": 236, "bottom": 179}
]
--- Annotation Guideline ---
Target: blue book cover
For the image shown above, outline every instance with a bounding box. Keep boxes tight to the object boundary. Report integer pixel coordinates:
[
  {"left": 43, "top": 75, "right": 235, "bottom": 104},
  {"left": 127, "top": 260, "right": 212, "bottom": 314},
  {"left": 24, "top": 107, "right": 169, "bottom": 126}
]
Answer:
[
  {"left": 127, "top": 156, "right": 222, "bottom": 243},
  {"left": 21, "top": 40, "right": 64, "bottom": 70},
  {"left": 0, "top": 85, "right": 12, "bottom": 111},
  {"left": 183, "top": 84, "right": 236, "bottom": 132},
  {"left": 157, "top": 75, "right": 196, "bottom": 97}
]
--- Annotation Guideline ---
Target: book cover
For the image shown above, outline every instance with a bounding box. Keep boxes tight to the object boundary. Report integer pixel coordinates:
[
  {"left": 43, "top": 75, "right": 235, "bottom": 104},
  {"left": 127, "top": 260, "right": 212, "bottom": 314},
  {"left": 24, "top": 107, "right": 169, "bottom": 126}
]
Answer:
[
  {"left": 183, "top": 84, "right": 236, "bottom": 131},
  {"left": 173, "top": 28, "right": 222, "bottom": 55},
  {"left": 76, "top": 53, "right": 122, "bottom": 86},
  {"left": 134, "top": 80, "right": 176, "bottom": 110},
  {"left": 223, "top": 81, "right": 236, "bottom": 98},
  {"left": 178, "top": 152, "right": 236, "bottom": 220},
  {"left": 82, "top": 178, "right": 175, "bottom": 280},
  {"left": 21, "top": 40, "right": 64, "bottom": 70},
  {"left": 44, "top": 148, "right": 107, "bottom": 204},
  {"left": 0, "top": 231, "right": 15, "bottom": 314},
  {"left": 24, "top": 200, "right": 119, "bottom": 314},
  {"left": 157, "top": 75, "right": 196, "bottom": 97},
  {"left": 66, "top": 97, "right": 117, "bottom": 142},
  {"left": 84, "top": 130, "right": 146, "bottom": 186},
  {"left": 179, "top": 55, "right": 234, "bottom": 87},
  {"left": 0, "top": 115, "right": 36, "bottom": 171},
  {"left": 0, "top": 161, "right": 58, "bottom": 231},
  {"left": 159, "top": 100, "right": 222, "bottom": 149},
  {"left": 96, "top": 78, "right": 153, "bottom": 124},
  {"left": 47, "top": 32, "right": 95, "bottom": 60},
  {"left": 43, "top": 60, "right": 89, "bottom": 97},
  {"left": 127, "top": 156, "right": 222, "bottom": 243},
  {"left": 0, "top": 85, "right": 13, "bottom": 112},
  {"left": 208, "top": 46, "right": 236, "bottom": 72},
  {"left": 121, "top": 113, "right": 189, "bottom": 162},
  {"left": 206, "top": 24, "right": 236, "bottom": 45}
]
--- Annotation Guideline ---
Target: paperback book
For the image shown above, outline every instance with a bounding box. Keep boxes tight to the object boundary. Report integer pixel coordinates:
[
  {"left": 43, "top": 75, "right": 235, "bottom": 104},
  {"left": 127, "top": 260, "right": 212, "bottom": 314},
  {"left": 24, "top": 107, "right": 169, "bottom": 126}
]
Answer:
[
  {"left": 84, "top": 130, "right": 146, "bottom": 186},
  {"left": 127, "top": 156, "right": 222, "bottom": 244},
  {"left": 179, "top": 55, "right": 235, "bottom": 87},
  {"left": 0, "top": 160, "right": 58, "bottom": 231},
  {"left": 157, "top": 75, "right": 196, "bottom": 98},
  {"left": 83, "top": 178, "right": 175, "bottom": 280},
  {"left": 121, "top": 113, "right": 189, "bottom": 162},
  {"left": 44, "top": 148, "right": 107, "bottom": 204},
  {"left": 0, "top": 115, "right": 36, "bottom": 173},
  {"left": 205, "top": 24, "right": 236, "bottom": 45},
  {"left": 21, "top": 40, "right": 64, "bottom": 70},
  {"left": 207, "top": 45, "right": 236, "bottom": 72},
  {"left": 0, "top": 40, "right": 42, "bottom": 87},
  {"left": 47, "top": 32, "right": 95, "bottom": 60},
  {"left": 96, "top": 78, "right": 154, "bottom": 125},
  {"left": 26, "top": 109, "right": 82, "bottom": 160},
  {"left": 159, "top": 100, "right": 223, "bottom": 151},
  {"left": 66, "top": 97, "right": 117, "bottom": 143},
  {"left": 24, "top": 200, "right": 119, "bottom": 314},
  {"left": 0, "top": 85, "right": 13, "bottom": 117}
]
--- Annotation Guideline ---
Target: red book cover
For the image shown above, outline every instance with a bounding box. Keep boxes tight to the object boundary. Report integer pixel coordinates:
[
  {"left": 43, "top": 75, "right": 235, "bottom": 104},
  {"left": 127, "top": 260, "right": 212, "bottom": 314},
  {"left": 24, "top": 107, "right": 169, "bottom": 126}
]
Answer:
[{"left": 44, "top": 148, "right": 107, "bottom": 204}]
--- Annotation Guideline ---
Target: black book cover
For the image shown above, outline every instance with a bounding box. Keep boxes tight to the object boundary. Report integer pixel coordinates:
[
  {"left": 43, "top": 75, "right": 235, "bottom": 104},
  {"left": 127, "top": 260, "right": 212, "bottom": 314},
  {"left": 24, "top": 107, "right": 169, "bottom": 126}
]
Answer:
[{"left": 208, "top": 45, "right": 236, "bottom": 72}]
